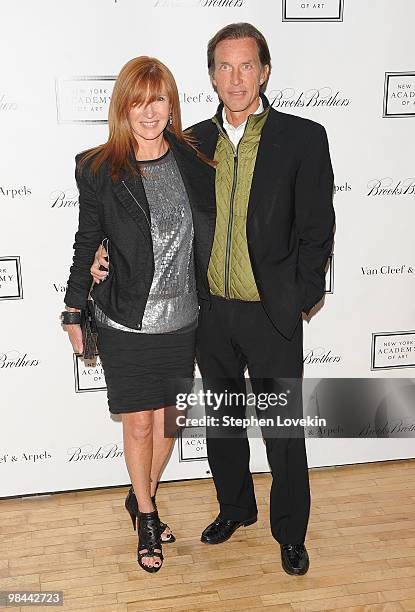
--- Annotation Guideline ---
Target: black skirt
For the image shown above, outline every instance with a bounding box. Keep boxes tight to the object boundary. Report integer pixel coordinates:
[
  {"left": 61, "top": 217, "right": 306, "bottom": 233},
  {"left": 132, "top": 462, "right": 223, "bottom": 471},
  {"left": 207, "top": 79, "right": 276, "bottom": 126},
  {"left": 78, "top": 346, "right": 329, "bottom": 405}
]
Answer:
[{"left": 97, "top": 326, "right": 196, "bottom": 414}]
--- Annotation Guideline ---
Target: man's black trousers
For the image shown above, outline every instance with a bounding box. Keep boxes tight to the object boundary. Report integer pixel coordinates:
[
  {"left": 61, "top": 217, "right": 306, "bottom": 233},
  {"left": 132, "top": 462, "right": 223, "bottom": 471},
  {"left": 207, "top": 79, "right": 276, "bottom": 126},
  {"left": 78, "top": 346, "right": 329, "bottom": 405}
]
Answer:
[{"left": 196, "top": 295, "right": 310, "bottom": 545}]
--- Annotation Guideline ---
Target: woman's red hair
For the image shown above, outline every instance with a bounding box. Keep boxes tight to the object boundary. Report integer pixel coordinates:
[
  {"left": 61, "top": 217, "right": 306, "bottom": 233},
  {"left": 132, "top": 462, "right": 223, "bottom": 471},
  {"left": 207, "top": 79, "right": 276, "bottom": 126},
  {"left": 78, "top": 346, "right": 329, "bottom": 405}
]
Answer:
[{"left": 78, "top": 56, "right": 211, "bottom": 181}]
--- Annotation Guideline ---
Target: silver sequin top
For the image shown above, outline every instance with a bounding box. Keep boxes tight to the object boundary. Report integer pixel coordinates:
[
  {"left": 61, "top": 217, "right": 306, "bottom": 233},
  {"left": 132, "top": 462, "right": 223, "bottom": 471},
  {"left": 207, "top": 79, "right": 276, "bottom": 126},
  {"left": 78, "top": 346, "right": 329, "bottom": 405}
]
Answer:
[{"left": 94, "top": 149, "right": 198, "bottom": 333}]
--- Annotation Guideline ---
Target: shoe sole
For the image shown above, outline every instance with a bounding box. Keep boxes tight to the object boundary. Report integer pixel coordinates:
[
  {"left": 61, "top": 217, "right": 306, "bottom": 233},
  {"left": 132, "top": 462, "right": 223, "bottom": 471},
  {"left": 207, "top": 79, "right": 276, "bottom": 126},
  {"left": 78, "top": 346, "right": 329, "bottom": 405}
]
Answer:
[{"left": 200, "top": 517, "right": 258, "bottom": 544}]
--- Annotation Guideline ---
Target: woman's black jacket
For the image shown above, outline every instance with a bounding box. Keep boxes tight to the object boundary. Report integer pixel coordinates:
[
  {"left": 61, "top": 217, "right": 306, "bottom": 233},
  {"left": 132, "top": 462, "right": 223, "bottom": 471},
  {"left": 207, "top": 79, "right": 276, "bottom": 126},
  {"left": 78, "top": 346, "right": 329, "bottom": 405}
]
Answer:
[{"left": 64, "top": 130, "right": 216, "bottom": 330}]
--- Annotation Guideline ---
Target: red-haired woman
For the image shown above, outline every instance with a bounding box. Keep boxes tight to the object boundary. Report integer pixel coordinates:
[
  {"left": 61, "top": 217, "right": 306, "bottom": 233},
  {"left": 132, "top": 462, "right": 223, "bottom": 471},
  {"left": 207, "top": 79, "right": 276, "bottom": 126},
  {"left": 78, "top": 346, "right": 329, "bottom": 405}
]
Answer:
[{"left": 61, "top": 57, "right": 215, "bottom": 573}]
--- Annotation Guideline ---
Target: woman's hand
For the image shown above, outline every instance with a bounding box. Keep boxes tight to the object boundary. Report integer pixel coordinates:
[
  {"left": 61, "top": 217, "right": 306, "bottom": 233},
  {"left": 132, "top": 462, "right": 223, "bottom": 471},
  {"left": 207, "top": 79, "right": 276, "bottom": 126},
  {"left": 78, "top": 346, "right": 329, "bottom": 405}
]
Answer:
[
  {"left": 91, "top": 244, "right": 108, "bottom": 283},
  {"left": 65, "top": 323, "right": 83, "bottom": 354},
  {"left": 63, "top": 307, "right": 83, "bottom": 354}
]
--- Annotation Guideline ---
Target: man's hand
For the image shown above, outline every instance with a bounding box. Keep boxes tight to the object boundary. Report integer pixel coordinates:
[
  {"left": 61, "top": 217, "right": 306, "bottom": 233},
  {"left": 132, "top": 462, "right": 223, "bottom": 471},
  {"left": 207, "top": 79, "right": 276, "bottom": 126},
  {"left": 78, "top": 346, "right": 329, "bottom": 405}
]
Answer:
[{"left": 91, "top": 244, "right": 108, "bottom": 283}]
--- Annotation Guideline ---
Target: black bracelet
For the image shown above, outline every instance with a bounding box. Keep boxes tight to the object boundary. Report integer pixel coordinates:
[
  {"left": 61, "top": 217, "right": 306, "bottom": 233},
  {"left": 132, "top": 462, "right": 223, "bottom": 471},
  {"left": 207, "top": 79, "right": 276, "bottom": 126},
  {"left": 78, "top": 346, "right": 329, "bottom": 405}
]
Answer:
[{"left": 61, "top": 311, "right": 82, "bottom": 325}]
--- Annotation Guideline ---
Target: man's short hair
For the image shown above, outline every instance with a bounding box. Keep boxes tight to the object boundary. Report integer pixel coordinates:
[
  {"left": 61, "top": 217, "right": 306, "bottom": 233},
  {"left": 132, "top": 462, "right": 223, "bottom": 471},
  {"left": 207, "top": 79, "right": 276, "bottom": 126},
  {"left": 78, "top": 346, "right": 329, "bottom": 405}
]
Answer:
[{"left": 207, "top": 22, "right": 272, "bottom": 93}]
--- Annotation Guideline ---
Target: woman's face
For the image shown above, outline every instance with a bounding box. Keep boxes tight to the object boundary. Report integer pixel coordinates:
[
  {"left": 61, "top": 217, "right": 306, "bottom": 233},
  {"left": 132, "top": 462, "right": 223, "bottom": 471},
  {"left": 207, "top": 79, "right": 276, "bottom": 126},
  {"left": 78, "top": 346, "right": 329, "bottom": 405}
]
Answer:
[{"left": 128, "top": 89, "right": 170, "bottom": 143}]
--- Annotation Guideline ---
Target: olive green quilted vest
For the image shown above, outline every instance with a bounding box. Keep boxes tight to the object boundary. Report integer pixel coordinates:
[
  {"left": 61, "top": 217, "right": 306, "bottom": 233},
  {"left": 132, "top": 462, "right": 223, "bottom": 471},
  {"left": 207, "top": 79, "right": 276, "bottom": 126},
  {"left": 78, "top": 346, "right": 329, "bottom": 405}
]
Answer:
[{"left": 208, "top": 106, "right": 270, "bottom": 300}]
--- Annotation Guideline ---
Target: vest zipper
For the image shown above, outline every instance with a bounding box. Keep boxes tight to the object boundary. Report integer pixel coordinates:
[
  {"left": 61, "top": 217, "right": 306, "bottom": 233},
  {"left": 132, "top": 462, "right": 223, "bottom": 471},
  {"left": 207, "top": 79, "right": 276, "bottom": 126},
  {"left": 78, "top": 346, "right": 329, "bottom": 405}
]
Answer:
[
  {"left": 224, "top": 148, "right": 238, "bottom": 298},
  {"left": 222, "top": 117, "right": 252, "bottom": 298}
]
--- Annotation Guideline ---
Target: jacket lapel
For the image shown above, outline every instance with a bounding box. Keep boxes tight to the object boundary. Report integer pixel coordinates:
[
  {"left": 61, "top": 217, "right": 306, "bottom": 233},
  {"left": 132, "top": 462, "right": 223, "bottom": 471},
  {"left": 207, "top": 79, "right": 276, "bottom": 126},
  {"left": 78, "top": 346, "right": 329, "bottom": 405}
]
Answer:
[
  {"left": 247, "top": 109, "right": 286, "bottom": 221},
  {"left": 112, "top": 161, "right": 152, "bottom": 246},
  {"left": 167, "top": 133, "right": 215, "bottom": 213},
  {"left": 200, "top": 129, "right": 219, "bottom": 161}
]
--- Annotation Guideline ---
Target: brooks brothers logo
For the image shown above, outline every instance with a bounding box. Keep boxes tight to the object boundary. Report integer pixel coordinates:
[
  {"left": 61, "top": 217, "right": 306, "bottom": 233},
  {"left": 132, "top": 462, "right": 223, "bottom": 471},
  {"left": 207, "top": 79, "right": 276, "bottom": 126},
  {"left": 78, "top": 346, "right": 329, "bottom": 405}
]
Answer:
[
  {"left": 0, "top": 350, "right": 39, "bottom": 369},
  {"left": 73, "top": 354, "right": 106, "bottom": 393},
  {"left": 325, "top": 254, "right": 334, "bottom": 294},
  {"left": 383, "top": 72, "right": 415, "bottom": 118},
  {"left": 0, "top": 257, "right": 23, "bottom": 300},
  {"left": 361, "top": 264, "right": 414, "bottom": 278},
  {"left": 0, "top": 185, "right": 31, "bottom": 199},
  {"left": 0, "top": 93, "right": 18, "bottom": 111},
  {"left": 371, "top": 331, "right": 415, "bottom": 370},
  {"left": 269, "top": 86, "right": 350, "bottom": 109},
  {"left": 282, "top": 0, "right": 344, "bottom": 22},
  {"left": 55, "top": 76, "right": 115, "bottom": 124},
  {"left": 304, "top": 347, "right": 341, "bottom": 365},
  {"left": 366, "top": 177, "right": 415, "bottom": 198},
  {"left": 67, "top": 443, "right": 124, "bottom": 462},
  {"left": 0, "top": 450, "right": 52, "bottom": 465},
  {"left": 50, "top": 188, "right": 79, "bottom": 209},
  {"left": 179, "top": 428, "right": 207, "bottom": 461}
]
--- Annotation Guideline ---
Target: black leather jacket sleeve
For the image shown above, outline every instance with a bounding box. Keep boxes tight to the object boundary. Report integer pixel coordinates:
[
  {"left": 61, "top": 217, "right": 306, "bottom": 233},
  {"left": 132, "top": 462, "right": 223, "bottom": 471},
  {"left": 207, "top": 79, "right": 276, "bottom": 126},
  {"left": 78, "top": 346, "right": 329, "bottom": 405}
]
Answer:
[
  {"left": 295, "top": 124, "right": 335, "bottom": 315},
  {"left": 64, "top": 158, "right": 104, "bottom": 309}
]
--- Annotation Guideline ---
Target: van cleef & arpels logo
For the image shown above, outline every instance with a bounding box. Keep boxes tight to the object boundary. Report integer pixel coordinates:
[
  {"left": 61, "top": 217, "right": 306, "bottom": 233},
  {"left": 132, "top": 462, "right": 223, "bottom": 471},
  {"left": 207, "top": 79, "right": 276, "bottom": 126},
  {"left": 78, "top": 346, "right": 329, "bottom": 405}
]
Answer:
[
  {"left": 0, "top": 451, "right": 52, "bottom": 465},
  {"left": 0, "top": 186, "right": 31, "bottom": 199},
  {"left": 361, "top": 264, "right": 414, "bottom": 278}
]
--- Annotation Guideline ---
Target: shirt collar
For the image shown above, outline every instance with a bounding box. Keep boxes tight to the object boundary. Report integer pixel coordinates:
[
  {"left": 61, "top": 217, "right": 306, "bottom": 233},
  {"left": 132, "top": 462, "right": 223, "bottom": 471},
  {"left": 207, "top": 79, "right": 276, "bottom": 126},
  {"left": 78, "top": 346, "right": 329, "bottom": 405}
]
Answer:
[{"left": 222, "top": 98, "right": 264, "bottom": 133}]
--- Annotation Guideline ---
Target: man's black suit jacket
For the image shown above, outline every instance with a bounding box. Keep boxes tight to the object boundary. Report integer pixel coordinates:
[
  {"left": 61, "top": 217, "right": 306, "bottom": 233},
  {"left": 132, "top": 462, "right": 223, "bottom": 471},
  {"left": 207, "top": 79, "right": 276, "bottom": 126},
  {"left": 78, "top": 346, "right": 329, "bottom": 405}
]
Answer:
[{"left": 189, "top": 95, "right": 335, "bottom": 340}]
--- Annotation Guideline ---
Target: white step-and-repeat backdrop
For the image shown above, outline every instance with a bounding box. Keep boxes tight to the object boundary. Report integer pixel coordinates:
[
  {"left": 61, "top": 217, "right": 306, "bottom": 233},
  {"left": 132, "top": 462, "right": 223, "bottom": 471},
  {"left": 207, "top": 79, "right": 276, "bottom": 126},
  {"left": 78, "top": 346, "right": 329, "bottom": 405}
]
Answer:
[{"left": 1, "top": 0, "right": 414, "bottom": 497}]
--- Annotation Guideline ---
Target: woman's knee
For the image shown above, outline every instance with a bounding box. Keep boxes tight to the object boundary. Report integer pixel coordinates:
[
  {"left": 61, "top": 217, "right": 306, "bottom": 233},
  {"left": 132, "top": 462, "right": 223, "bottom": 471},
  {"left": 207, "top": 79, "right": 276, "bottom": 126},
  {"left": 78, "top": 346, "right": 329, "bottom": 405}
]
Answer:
[{"left": 123, "top": 411, "right": 153, "bottom": 441}]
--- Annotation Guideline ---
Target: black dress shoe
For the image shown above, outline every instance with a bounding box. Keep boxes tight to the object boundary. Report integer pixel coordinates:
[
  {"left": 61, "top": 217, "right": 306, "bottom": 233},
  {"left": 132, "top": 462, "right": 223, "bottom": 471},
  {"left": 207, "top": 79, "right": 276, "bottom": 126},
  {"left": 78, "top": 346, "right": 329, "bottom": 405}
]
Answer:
[
  {"left": 201, "top": 515, "right": 257, "bottom": 544},
  {"left": 280, "top": 543, "right": 310, "bottom": 575}
]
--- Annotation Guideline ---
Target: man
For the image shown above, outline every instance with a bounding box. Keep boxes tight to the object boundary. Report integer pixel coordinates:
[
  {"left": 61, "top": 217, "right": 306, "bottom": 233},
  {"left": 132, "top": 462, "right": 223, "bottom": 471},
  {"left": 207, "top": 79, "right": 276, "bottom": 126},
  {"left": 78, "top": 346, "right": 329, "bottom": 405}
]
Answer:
[
  {"left": 92, "top": 23, "right": 335, "bottom": 575},
  {"left": 189, "top": 23, "right": 334, "bottom": 576}
]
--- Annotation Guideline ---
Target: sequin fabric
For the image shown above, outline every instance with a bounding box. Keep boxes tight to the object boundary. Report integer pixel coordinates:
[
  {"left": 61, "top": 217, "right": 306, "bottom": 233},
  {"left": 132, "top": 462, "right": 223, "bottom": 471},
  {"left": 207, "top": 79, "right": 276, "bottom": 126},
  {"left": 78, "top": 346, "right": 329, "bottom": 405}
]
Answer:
[{"left": 94, "top": 149, "right": 198, "bottom": 333}]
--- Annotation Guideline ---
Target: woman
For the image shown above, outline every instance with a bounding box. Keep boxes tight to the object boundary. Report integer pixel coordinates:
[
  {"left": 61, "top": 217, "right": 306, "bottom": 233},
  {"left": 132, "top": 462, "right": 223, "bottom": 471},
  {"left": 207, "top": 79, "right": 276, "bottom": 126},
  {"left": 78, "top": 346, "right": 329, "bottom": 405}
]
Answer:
[{"left": 61, "top": 56, "right": 215, "bottom": 573}]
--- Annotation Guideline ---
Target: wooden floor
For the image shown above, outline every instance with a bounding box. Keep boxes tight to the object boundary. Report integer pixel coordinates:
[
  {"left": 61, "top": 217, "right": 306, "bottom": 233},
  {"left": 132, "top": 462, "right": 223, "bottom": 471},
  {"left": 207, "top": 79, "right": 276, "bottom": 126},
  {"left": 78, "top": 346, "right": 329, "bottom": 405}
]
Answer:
[{"left": 1, "top": 459, "right": 415, "bottom": 612}]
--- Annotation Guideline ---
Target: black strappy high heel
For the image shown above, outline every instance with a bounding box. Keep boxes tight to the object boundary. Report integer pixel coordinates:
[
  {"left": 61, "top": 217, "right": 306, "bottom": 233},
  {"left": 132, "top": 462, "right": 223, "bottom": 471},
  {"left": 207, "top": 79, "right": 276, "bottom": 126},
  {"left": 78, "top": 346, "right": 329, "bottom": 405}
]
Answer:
[
  {"left": 125, "top": 486, "right": 176, "bottom": 543},
  {"left": 137, "top": 510, "right": 163, "bottom": 573},
  {"left": 151, "top": 492, "right": 176, "bottom": 544}
]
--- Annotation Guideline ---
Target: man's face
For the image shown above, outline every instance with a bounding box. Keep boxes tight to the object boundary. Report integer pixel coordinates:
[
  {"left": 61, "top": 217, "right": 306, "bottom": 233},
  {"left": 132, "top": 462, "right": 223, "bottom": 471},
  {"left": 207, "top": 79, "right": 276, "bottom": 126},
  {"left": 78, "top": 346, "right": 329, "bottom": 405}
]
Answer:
[{"left": 212, "top": 37, "right": 269, "bottom": 120}]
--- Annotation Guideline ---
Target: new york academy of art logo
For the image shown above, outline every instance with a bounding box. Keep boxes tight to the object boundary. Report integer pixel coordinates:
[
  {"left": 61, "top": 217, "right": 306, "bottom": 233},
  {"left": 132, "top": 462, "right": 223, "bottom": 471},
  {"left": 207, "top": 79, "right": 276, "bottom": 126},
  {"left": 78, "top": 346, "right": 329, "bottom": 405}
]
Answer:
[
  {"left": 0, "top": 257, "right": 23, "bottom": 300},
  {"left": 153, "top": 0, "right": 244, "bottom": 6},
  {"left": 178, "top": 427, "right": 208, "bottom": 462},
  {"left": 282, "top": 0, "right": 344, "bottom": 22},
  {"left": 73, "top": 354, "right": 107, "bottom": 393},
  {"left": 383, "top": 72, "right": 415, "bottom": 118},
  {"left": 371, "top": 330, "right": 415, "bottom": 370},
  {"left": 55, "top": 76, "right": 116, "bottom": 124},
  {"left": 325, "top": 254, "right": 334, "bottom": 294}
]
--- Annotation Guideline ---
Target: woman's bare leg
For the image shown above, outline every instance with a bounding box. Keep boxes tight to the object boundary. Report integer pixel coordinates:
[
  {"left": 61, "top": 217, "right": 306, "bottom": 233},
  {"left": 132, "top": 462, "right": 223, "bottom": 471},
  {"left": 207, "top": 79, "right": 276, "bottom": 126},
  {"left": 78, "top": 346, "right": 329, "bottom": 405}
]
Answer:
[
  {"left": 150, "top": 406, "right": 180, "bottom": 539},
  {"left": 150, "top": 407, "right": 178, "bottom": 494},
  {"left": 122, "top": 410, "right": 160, "bottom": 568}
]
